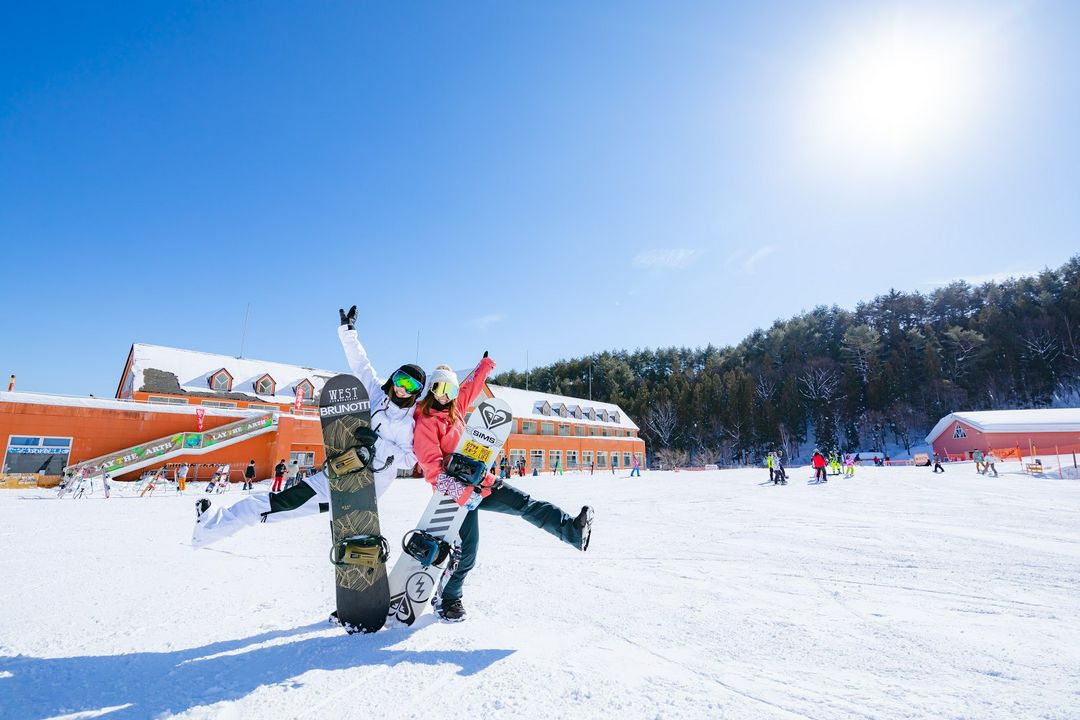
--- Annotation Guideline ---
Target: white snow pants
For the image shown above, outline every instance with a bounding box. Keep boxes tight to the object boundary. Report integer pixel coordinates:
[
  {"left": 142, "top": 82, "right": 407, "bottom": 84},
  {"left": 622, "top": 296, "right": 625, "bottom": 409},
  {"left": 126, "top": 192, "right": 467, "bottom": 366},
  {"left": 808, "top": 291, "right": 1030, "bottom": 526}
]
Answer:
[{"left": 192, "top": 471, "right": 331, "bottom": 548}]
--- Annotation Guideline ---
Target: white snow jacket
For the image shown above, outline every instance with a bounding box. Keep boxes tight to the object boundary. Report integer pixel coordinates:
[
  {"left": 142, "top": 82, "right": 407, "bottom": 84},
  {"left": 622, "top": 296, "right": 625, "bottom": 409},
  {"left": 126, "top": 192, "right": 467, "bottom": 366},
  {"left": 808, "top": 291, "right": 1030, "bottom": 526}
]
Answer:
[{"left": 337, "top": 325, "right": 417, "bottom": 497}]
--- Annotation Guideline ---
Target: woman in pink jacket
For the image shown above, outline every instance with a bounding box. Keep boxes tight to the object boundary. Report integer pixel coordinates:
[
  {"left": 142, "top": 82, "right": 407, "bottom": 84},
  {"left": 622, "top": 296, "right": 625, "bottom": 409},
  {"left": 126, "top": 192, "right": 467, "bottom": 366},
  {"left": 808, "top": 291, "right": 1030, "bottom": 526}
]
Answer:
[{"left": 412, "top": 352, "right": 594, "bottom": 623}]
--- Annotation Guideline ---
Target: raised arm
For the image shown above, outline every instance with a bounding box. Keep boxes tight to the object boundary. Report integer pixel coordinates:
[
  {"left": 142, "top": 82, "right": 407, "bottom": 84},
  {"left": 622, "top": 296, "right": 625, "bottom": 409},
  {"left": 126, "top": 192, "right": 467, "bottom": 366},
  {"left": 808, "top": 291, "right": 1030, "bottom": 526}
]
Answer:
[
  {"left": 457, "top": 351, "right": 496, "bottom": 411},
  {"left": 336, "top": 305, "right": 383, "bottom": 399}
]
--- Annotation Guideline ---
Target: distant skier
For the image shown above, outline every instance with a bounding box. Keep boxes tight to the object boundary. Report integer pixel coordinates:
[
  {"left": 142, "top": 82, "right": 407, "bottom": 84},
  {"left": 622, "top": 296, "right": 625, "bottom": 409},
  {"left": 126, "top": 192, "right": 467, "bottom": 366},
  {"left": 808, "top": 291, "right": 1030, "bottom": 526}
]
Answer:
[
  {"left": 243, "top": 460, "right": 256, "bottom": 490},
  {"left": 811, "top": 450, "right": 827, "bottom": 483},
  {"left": 984, "top": 450, "right": 999, "bottom": 477},
  {"left": 630, "top": 456, "right": 641, "bottom": 477},
  {"left": 972, "top": 449, "right": 985, "bottom": 474},
  {"left": 193, "top": 305, "right": 423, "bottom": 548},
  {"left": 271, "top": 459, "right": 286, "bottom": 492},
  {"left": 844, "top": 454, "right": 855, "bottom": 477},
  {"left": 766, "top": 452, "right": 775, "bottom": 483},
  {"left": 412, "top": 355, "right": 594, "bottom": 623}
]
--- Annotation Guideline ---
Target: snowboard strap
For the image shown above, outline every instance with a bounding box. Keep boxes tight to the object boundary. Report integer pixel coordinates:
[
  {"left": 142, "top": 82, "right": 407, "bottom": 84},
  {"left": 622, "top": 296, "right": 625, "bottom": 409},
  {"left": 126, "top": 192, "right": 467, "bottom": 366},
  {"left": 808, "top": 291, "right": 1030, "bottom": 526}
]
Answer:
[
  {"left": 330, "top": 534, "right": 389, "bottom": 570},
  {"left": 325, "top": 446, "right": 372, "bottom": 479}
]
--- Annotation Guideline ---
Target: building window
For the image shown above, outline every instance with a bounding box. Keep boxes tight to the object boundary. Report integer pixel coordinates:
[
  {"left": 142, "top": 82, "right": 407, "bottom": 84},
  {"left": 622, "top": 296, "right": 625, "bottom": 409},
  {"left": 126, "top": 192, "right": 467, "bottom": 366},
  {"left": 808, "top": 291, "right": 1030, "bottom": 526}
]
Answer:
[
  {"left": 541, "top": 423, "right": 555, "bottom": 436},
  {"left": 952, "top": 423, "right": 967, "bottom": 439},
  {"left": 596, "top": 451, "right": 607, "bottom": 468},
  {"left": 623, "top": 452, "right": 632, "bottom": 467},
  {"left": 574, "top": 425, "right": 585, "bottom": 436},
  {"left": 509, "top": 449, "right": 526, "bottom": 468},
  {"left": 210, "top": 369, "right": 233, "bottom": 392},
  {"left": 201, "top": 400, "right": 237, "bottom": 409},
  {"left": 558, "top": 424, "right": 570, "bottom": 436},
  {"left": 611, "top": 453, "right": 619, "bottom": 468},
  {"left": 582, "top": 451, "right": 593, "bottom": 468},
  {"left": 295, "top": 379, "right": 316, "bottom": 404},
  {"left": 590, "top": 427, "right": 599, "bottom": 436},
  {"left": 550, "top": 450, "right": 562, "bottom": 469},
  {"left": 530, "top": 449, "right": 545, "bottom": 469},
  {"left": 522, "top": 421, "right": 536, "bottom": 434},
  {"left": 566, "top": 451, "right": 578, "bottom": 469},
  {"left": 4, "top": 435, "right": 71, "bottom": 476},
  {"left": 289, "top": 451, "right": 316, "bottom": 470},
  {"left": 255, "top": 374, "right": 276, "bottom": 395},
  {"left": 148, "top": 395, "right": 189, "bottom": 405},
  {"left": 248, "top": 403, "right": 278, "bottom": 412}
]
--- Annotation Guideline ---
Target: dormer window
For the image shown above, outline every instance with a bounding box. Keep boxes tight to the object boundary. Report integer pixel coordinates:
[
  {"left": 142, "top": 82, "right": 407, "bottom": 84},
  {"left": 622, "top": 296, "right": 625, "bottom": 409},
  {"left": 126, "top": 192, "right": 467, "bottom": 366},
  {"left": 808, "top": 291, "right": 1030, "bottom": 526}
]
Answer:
[
  {"left": 540, "top": 401, "right": 552, "bottom": 416},
  {"left": 598, "top": 409, "right": 609, "bottom": 422},
  {"left": 572, "top": 406, "right": 582, "bottom": 419},
  {"left": 295, "top": 379, "right": 316, "bottom": 404},
  {"left": 558, "top": 405, "right": 568, "bottom": 418},
  {"left": 254, "top": 374, "right": 276, "bottom": 395},
  {"left": 584, "top": 407, "right": 595, "bottom": 420},
  {"left": 611, "top": 411, "right": 621, "bottom": 424},
  {"left": 209, "top": 368, "right": 234, "bottom": 392}
]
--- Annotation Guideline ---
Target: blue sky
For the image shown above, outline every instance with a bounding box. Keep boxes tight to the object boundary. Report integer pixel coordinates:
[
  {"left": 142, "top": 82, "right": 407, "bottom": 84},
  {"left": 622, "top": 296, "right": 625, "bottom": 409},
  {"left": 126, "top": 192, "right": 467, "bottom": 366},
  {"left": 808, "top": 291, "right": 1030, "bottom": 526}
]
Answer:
[{"left": 2, "top": 1, "right": 1078, "bottom": 396}]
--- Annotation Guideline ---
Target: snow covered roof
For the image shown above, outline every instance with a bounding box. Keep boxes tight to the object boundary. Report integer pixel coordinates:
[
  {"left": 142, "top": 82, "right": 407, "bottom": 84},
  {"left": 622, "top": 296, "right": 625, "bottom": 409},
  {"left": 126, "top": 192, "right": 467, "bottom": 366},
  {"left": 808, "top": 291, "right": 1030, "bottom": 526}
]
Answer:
[
  {"left": 926, "top": 408, "right": 1080, "bottom": 443},
  {"left": 0, "top": 391, "right": 291, "bottom": 419},
  {"left": 486, "top": 384, "right": 639, "bottom": 430},
  {"left": 121, "top": 343, "right": 339, "bottom": 404}
]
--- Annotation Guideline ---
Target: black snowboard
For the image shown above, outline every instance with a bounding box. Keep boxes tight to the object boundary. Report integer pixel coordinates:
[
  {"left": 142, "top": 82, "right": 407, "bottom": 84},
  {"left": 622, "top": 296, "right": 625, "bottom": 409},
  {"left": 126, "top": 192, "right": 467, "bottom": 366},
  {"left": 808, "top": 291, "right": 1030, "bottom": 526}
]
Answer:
[{"left": 320, "top": 374, "right": 389, "bottom": 633}]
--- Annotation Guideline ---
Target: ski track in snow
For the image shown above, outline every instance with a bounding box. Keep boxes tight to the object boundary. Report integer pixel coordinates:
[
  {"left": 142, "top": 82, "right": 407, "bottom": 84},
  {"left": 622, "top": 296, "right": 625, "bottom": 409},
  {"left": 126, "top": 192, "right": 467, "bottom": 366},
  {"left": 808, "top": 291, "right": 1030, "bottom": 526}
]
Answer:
[{"left": 2, "top": 464, "right": 1079, "bottom": 719}]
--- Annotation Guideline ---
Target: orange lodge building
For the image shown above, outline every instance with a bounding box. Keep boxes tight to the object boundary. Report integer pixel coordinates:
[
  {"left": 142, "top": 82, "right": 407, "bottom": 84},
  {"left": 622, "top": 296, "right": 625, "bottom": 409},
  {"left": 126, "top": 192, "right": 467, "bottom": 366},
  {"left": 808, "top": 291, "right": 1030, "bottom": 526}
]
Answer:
[{"left": 2, "top": 343, "right": 645, "bottom": 486}]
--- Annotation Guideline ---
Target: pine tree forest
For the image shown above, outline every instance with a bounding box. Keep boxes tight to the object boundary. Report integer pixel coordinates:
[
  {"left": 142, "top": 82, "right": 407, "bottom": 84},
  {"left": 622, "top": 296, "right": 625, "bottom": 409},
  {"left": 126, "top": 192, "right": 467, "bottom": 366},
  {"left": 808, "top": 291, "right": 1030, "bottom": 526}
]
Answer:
[{"left": 492, "top": 257, "right": 1080, "bottom": 464}]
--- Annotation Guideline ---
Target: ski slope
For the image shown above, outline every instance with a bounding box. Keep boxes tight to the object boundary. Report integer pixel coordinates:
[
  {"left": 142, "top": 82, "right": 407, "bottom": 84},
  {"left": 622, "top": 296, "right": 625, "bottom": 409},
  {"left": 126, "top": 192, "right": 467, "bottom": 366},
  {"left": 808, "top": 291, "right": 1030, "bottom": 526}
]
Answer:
[{"left": 2, "top": 464, "right": 1079, "bottom": 720}]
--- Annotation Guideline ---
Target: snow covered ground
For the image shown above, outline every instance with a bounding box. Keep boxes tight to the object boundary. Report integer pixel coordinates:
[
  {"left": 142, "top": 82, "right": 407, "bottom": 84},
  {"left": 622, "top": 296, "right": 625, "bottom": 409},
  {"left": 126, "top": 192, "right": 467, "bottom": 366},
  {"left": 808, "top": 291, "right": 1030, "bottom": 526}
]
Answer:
[{"left": 2, "top": 463, "right": 1079, "bottom": 720}]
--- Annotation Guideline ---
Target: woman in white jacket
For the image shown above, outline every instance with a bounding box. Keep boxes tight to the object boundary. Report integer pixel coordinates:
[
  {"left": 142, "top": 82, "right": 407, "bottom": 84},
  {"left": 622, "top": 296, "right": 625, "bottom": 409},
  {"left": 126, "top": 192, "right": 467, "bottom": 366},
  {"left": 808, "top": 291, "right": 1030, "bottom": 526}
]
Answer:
[{"left": 192, "top": 306, "right": 424, "bottom": 548}]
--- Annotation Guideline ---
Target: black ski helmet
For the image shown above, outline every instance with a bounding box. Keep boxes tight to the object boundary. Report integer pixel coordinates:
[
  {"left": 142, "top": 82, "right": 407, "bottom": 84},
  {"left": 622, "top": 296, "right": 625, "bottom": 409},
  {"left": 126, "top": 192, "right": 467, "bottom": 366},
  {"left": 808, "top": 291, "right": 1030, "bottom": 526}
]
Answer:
[{"left": 383, "top": 364, "right": 426, "bottom": 408}]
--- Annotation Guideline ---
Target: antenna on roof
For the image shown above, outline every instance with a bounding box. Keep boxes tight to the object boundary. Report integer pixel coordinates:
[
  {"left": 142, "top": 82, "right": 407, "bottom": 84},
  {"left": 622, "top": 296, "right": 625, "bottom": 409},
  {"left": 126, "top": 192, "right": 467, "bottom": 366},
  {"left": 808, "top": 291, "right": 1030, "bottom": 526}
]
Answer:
[{"left": 239, "top": 303, "right": 251, "bottom": 358}]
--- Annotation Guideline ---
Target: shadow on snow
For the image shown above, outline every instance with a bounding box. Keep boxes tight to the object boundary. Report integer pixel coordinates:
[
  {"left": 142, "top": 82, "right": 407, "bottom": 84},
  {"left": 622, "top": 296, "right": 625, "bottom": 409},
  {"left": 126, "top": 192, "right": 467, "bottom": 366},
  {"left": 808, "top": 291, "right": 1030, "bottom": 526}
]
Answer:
[{"left": 1, "top": 620, "right": 515, "bottom": 719}]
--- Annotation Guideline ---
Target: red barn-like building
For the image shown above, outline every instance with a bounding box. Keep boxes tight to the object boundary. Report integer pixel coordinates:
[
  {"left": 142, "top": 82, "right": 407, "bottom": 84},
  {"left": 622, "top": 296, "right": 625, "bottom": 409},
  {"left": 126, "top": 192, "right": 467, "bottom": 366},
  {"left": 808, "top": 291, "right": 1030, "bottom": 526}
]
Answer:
[{"left": 926, "top": 409, "right": 1080, "bottom": 460}]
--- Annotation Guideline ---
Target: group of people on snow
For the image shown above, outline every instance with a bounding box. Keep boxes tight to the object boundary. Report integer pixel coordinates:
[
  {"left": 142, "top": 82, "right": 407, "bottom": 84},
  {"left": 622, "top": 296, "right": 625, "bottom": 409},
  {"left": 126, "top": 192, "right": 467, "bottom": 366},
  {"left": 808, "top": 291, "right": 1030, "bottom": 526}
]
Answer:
[{"left": 193, "top": 305, "right": 594, "bottom": 623}]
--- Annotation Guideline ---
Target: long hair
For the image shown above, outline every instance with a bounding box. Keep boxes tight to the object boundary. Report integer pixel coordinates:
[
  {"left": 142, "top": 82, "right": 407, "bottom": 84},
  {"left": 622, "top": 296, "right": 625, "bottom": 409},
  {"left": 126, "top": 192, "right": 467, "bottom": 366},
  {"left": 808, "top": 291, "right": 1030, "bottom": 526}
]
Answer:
[{"left": 417, "top": 392, "right": 460, "bottom": 427}]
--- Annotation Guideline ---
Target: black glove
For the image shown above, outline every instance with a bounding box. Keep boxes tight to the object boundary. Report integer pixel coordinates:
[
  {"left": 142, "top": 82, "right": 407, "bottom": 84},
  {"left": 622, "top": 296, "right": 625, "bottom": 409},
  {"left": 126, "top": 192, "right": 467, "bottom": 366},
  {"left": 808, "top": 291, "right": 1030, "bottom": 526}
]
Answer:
[
  {"left": 339, "top": 305, "right": 357, "bottom": 330},
  {"left": 483, "top": 350, "right": 489, "bottom": 358},
  {"left": 354, "top": 426, "right": 378, "bottom": 450}
]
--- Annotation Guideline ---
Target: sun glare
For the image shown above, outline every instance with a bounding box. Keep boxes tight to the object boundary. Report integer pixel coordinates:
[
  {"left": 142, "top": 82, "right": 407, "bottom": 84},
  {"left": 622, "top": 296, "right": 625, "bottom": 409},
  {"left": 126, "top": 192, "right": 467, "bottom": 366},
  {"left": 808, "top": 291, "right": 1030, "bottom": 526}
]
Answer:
[{"left": 804, "top": 14, "right": 988, "bottom": 173}]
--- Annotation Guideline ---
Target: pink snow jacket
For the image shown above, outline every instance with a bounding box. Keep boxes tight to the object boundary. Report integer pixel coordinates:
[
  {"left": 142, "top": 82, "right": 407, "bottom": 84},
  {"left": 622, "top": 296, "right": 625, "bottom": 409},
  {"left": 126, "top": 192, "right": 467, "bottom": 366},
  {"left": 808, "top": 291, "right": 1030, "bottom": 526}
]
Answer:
[{"left": 412, "top": 356, "right": 497, "bottom": 486}]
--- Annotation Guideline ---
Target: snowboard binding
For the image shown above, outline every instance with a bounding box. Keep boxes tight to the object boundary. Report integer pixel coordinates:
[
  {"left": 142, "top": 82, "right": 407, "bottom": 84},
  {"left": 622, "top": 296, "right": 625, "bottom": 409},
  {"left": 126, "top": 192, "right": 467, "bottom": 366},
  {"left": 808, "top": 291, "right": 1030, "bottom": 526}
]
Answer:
[
  {"left": 324, "top": 425, "right": 377, "bottom": 479},
  {"left": 330, "top": 534, "right": 389, "bottom": 572},
  {"left": 444, "top": 452, "right": 487, "bottom": 487},
  {"left": 402, "top": 529, "right": 452, "bottom": 568}
]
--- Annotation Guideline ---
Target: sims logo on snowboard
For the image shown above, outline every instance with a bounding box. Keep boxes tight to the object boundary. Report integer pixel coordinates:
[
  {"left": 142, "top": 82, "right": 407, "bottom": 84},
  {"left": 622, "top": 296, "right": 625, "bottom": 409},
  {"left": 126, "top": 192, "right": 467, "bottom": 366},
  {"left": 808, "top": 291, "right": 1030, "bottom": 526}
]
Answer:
[{"left": 320, "top": 386, "right": 370, "bottom": 416}]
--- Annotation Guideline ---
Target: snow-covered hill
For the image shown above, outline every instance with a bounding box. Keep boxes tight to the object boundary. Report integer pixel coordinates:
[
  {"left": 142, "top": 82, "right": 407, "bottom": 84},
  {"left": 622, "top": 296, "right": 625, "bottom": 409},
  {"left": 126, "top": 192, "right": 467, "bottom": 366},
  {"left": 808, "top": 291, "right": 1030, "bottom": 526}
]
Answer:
[{"left": 2, "top": 464, "right": 1078, "bottom": 719}]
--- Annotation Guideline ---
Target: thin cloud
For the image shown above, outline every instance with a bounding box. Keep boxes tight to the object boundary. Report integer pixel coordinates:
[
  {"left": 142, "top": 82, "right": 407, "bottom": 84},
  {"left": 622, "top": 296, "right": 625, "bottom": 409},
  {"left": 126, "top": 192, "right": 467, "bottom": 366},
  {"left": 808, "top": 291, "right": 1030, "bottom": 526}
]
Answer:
[
  {"left": 725, "top": 245, "right": 777, "bottom": 273},
  {"left": 742, "top": 245, "right": 776, "bottom": 272},
  {"left": 469, "top": 313, "right": 505, "bottom": 330},
  {"left": 633, "top": 248, "right": 697, "bottom": 269}
]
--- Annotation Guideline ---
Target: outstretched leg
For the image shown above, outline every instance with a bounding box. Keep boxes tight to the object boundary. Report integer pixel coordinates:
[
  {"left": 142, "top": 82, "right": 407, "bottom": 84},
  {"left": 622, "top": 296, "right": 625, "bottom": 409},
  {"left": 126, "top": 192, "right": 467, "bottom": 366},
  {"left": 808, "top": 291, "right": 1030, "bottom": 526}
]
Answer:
[
  {"left": 192, "top": 471, "right": 330, "bottom": 548},
  {"left": 480, "top": 482, "right": 588, "bottom": 547}
]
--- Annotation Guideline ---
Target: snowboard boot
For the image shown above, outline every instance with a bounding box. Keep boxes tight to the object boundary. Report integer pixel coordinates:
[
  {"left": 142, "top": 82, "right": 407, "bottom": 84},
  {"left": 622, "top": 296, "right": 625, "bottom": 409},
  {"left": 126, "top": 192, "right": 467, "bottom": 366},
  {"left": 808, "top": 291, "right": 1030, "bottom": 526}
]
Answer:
[
  {"left": 195, "top": 498, "right": 211, "bottom": 520},
  {"left": 574, "top": 506, "right": 594, "bottom": 551},
  {"left": 436, "top": 597, "right": 467, "bottom": 622}
]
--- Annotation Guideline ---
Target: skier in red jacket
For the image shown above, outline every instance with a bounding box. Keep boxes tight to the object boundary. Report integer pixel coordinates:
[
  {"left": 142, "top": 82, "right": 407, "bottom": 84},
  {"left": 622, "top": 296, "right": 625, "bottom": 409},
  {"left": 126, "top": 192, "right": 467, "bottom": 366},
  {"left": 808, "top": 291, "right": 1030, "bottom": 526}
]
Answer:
[{"left": 812, "top": 450, "right": 828, "bottom": 483}]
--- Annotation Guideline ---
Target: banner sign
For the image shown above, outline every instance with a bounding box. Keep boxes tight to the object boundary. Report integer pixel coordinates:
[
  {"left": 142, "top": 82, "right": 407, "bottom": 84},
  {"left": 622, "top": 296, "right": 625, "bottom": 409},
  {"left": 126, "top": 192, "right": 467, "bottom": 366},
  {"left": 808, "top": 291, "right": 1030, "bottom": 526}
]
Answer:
[
  {"left": 70, "top": 414, "right": 276, "bottom": 475},
  {"left": 196, "top": 408, "right": 205, "bottom": 432},
  {"left": 294, "top": 386, "right": 305, "bottom": 413}
]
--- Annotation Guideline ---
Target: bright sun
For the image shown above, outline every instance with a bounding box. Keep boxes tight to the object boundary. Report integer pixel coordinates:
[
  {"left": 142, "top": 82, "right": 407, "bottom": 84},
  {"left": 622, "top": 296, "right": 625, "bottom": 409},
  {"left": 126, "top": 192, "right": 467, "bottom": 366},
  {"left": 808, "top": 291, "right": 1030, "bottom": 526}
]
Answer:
[{"left": 805, "top": 14, "right": 988, "bottom": 172}]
